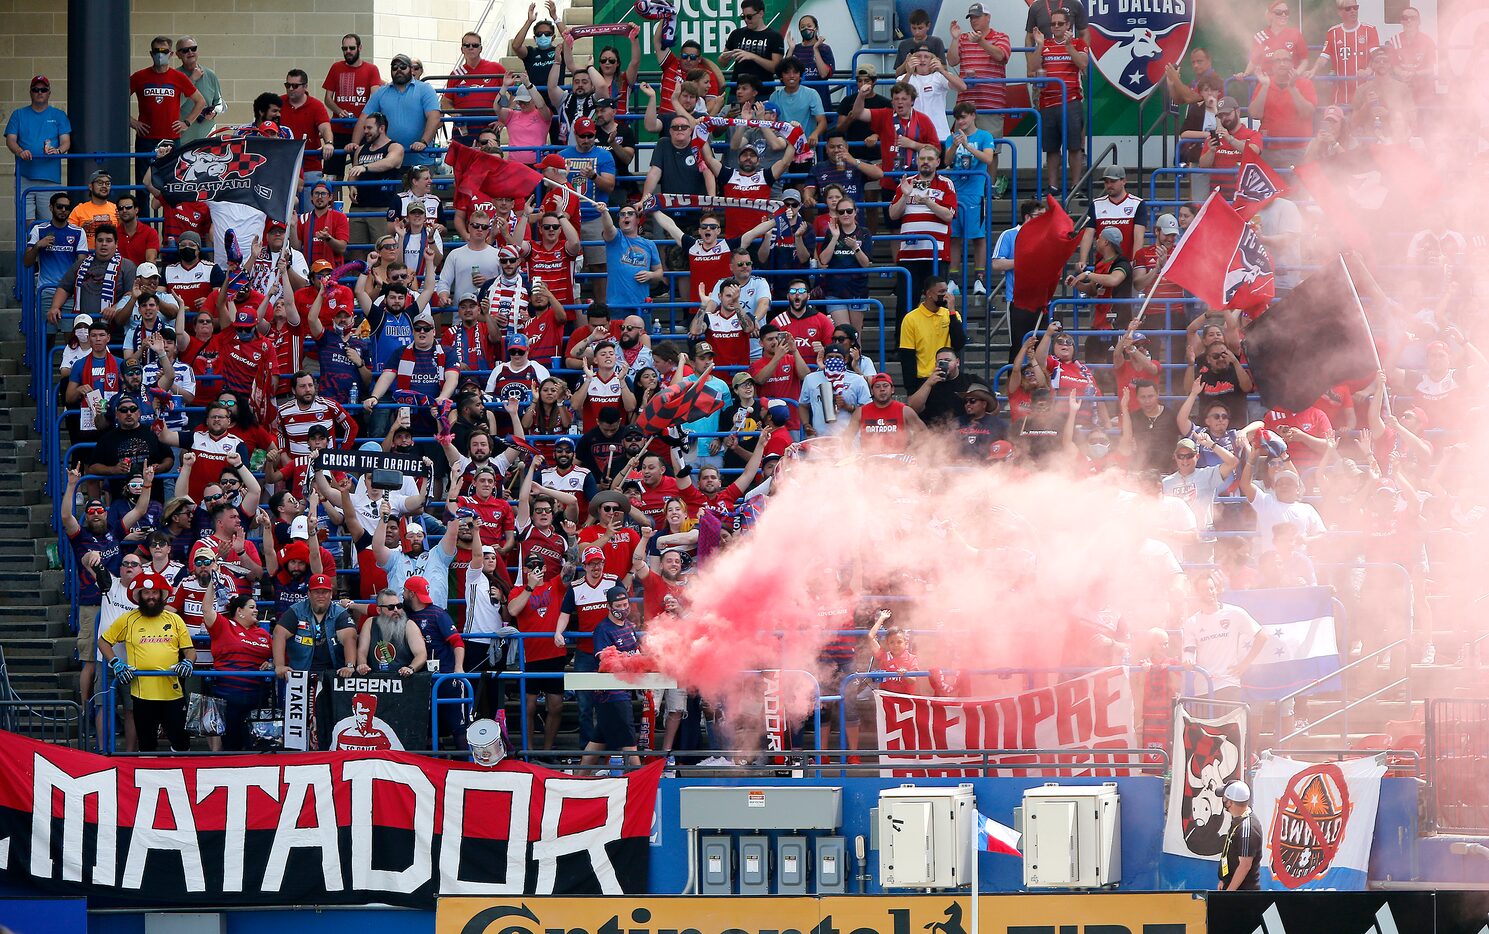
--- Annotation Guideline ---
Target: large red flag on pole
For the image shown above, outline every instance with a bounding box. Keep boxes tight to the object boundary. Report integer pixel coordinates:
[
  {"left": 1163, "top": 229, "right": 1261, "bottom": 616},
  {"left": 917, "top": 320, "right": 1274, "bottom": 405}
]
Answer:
[
  {"left": 447, "top": 140, "right": 543, "bottom": 203},
  {"left": 1160, "top": 191, "right": 1275, "bottom": 315},
  {"left": 1011, "top": 195, "right": 1082, "bottom": 312},
  {"left": 1231, "top": 148, "right": 1287, "bottom": 220}
]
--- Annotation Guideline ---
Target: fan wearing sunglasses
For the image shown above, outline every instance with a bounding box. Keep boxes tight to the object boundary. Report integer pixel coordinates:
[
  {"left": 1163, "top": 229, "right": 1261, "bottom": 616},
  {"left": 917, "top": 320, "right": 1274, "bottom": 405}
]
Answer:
[{"left": 656, "top": 36, "right": 723, "bottom": 110}]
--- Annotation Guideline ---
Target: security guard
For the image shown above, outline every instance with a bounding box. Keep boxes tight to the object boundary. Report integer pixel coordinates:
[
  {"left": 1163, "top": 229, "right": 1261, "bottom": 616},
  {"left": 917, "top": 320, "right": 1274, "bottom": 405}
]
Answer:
[{"left": 1218, "top": 779, "right": 1262, "bottom": 890}]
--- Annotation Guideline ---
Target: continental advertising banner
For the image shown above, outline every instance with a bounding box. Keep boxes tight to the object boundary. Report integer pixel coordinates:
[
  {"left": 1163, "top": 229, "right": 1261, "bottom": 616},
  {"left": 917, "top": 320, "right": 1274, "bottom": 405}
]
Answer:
[{"left": 437, "top": 893, "right": 1208, "bottom": 934}]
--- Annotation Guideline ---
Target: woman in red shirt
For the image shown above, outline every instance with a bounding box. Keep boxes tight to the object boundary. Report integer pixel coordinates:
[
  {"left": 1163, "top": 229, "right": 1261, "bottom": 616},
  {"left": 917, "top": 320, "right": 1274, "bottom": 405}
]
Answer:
[{"left": 202, "top": 593, "right": 273, "bottom": 751}]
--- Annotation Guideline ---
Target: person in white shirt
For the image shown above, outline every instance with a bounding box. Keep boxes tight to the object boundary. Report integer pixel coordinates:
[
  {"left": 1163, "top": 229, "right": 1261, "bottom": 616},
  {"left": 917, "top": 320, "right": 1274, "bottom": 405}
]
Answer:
[
  {"left": 1241, "top": 459, "right": 1326, "bottom": 555},
  {"left": 898, "top": 46, "right": 966, "bottom": 141},
  {"left": 1181, "top": 568, "right": 1271, "bottom": 697},
  {"left": 1162, "top": 435, "right": 1239, "bottom": 534}
]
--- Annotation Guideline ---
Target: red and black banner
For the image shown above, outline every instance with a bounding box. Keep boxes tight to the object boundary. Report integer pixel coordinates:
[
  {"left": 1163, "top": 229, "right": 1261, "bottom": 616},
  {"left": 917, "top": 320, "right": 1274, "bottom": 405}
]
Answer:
[
  {"left": 150, "top": 136, "right": 305, "bottom": 224},
  {"left": 0, "top": 730, "right": 660, "bottom": 908}
]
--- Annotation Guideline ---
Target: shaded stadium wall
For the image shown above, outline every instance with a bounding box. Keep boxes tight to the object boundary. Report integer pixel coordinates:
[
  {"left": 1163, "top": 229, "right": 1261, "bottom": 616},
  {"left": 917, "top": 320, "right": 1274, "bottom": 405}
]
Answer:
[{"left": 0, "top": 0, "right": 488, "bottom": 265}]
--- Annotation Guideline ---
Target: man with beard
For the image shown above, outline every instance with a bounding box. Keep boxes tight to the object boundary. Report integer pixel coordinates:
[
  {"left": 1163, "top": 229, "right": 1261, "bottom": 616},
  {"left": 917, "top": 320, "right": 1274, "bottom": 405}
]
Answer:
[
  {"left": 354, "top": 276, "right": 436, "bottom": 381},
  {"left": 485, "top": 334, "right": 550, "bottom": 419},
  {"left": 599, "top": 202, "right": 664, "bottom": 321},
  {"left": 170, "top": 542, "right": 235, "bottom": 659},
  {"left": 1125, "top": 379, "right": 1185, "bottom": 473},
  {"left": 576, "top": 406, "right": 629, "bottom": 484},
  {"left": 631, "top": 450, "right": 705, "bottom": 525},
  {"left": 715, "top": 142, "right": 796, "bottom": 239},
  {"left": 276, "top": 371, "right": 356, "bottom": 458},
  {"left": 323, "top": 33, "right": 382, "bottom": 176},
  {"left": 154, "top": 402, "right": 250, "bottom": 501},
  {"left": 951, "top": 381, "right": 1006, "bottom": 459},
  {"left": 850, "top": 372, "right": 925, "bottom": 454},
  {"left": 698, "top": 424, "right": 774, "bottom": 517},
  {"left": 520, "top": 454, "right": 576, "bottom": 572},
  {"left": 908, "top": 348, "right": 979, "bottom": 426},
  {"left": 888, "top": 146, "right": 957, "bottom": 316},
  {"left": 364, "top": 309, "right": 460, "bottom": 438},
  {"left": 372, "top": 497, "right": 459, "bottom": 607},
  {"left": 203, "top": 501, "right": 264, "bottom": 597},
  {"left": 519, "top": 280, "right": 567, "bottom": 365},
  {"left": 441, "top": 292, "right": 499, "bottom": 374},
  {"left": 359, "top": 52, "right": 440, "bottom": 168},
  {"left": 99, "top": 572, "right": 197, "bottom": 752},
  {"left": 539, "top": 435, "right": 597, "bottom": 517},
  {"left": 88, "top": 395, "right": 174, "bottom": 497},
  {"left": 771, "top": 276, "right": 835, "bottom": 367}
]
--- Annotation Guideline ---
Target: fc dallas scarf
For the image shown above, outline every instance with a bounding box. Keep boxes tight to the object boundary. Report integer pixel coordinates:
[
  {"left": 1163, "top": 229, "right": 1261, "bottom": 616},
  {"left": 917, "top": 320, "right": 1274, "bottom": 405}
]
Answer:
[
  {"left": 632, "top": 0, "right": 676, "bottom": 47},
  {"left": 647, "top": 192, "right": 786, "bottom": 213},
  {"left": 699, "top": 115, "right": 806, "bottom": 154},
  {"left": 75, "top": 251, "right": 122, "bottom": 308}
]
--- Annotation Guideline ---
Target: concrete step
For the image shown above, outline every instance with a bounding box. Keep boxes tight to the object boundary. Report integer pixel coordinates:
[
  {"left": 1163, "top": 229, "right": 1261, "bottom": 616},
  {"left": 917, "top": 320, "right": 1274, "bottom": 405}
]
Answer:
[
  {"left": 0, "top": 503, "right": 55, "bottom": 525},
  {"left": 0, "top": 617, "right": 71, "bottom": 637},
  {"left": 0, "top": 487, "right": 43, "bottom": 507},
  {"left": 0, "top": 605, "right": 69, "bottom": 624},
  {"left": 0, "top": 552, "right": 47, "bottom": 570},
  {"left": 5, "top": 653, "right": 75, "bottom": 673},
  {"left": 8, "top": 670, "right": 80, "bottom": 696},
  {"left": 3, "top": 637, "right": 72, "bottom": 659},
  {"left": 0, "top": 539, "right": 46, "bottom": 557}
]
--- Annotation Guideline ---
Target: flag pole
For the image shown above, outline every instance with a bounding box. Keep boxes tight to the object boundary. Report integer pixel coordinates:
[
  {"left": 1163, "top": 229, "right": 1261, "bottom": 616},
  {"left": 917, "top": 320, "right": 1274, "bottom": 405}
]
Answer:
[
  {"left": 970, "top": 814, "right": 980, "bottom": 934},
  {"left": 1337, "top": 253, "right": 1382, "bottom": 370},
  {"left": 541, "top": 176, "right": 610, "bottom": 210},
  {"left": 1134, "top": 190, "right": 1222, "bottom": 326}
]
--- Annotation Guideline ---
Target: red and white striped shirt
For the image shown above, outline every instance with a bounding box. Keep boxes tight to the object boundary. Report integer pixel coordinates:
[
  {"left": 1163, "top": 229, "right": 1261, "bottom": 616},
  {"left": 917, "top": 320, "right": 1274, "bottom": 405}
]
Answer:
[
  {"left": 955, "top": 30, "right": 1011, "bottom": 112},
  {"left": 891, "top": 176, "right": 957, "bottom": 263},
  {"left": 276, "top": 395, "right": 357, "bottom": 456},
  {"left": 1321, "top": 23, "right": 1380, "bottom": 104}
]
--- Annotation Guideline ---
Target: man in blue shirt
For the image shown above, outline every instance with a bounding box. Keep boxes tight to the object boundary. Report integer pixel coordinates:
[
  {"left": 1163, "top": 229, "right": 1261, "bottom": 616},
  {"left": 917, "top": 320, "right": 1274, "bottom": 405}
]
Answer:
[
  {"left": 23, "top": 192, "right": 86, "bottom": 310},
  {"left": 5, "top": 75, "right": 71, "bottom": 223},
  {"left": 600, "top": 203, "right": 662, "bottom": 322},
  {"left": 560, "top": 117, "right": 618, "bottom": 302},
  {"left": 372, "top": 504, "right": 459, "bottom": 607},
  {"left": 359, "top": 54, "right": 441, "bottom": 167},
  {"left": 991, "top": 198, "right": 1047, "bottom": 363},
  {"left": 767, "top": 59, "right": 826, "bottom": 161}
]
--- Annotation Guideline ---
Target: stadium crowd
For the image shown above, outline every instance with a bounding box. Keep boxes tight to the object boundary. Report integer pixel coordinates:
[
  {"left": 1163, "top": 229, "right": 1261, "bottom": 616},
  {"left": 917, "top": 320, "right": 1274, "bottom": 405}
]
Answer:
[{"left": 11, "top": 0, "right": 1482, "bottom": 761}]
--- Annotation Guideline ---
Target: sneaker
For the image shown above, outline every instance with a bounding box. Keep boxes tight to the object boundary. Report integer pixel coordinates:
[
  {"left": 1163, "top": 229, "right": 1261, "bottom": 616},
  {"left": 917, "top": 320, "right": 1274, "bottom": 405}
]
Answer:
[
  {"left": 973, "top": 277, "right": 987, "bottom": 296},
  {"left": 1350, "top": 640, "right": 1363, "bottom": 657},
  {"left": 992, "top": 174, "right": 1010, "bottom": 198},
  {"left": 1421, "top": 643, "right": 1437, "bottom": 665}
]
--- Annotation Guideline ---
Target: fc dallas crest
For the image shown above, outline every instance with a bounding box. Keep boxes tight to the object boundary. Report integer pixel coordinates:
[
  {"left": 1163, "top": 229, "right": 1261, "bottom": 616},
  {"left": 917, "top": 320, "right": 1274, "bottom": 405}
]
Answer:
[{"left": 1088, "top": 0, "right": 1196, "bottom": 100}]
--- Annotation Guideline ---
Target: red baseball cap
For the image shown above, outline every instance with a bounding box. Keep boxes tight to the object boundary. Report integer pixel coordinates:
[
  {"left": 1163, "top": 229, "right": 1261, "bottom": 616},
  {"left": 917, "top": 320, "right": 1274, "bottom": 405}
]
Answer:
[
  {"left": 989, "top": 440, "right": 1015, "bottom": 461},
  {"left": 30, "top": 75, "right": 50, "bottom": 91},
  {"left": 309, "top": 573, "right": 334, "bottom": 592},
  {"left": 404, "top": 575, "right": 433, "bottom": 603},
  {"left": 234, "top": 308, "right": 258, "bottom": 328},
  {"left": 573, "top": 116, "right": 597, "bottom": 135},
  {"left": 266, "top": 219, "right": 287, "bottom": 232},
  {"left": 581, "top": 545, "right": 605, "bottom": 564},
  {"left": 538, "top": 153, "right": 568, "bottom": 171}
]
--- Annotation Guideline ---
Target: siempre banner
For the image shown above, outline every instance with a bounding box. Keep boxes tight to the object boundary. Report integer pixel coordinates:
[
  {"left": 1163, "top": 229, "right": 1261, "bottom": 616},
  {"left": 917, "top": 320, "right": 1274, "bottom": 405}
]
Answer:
[
  {"left": 874, "top": 667, "right": 1136, "bottom": 777},
  {"left": 1226, "top": 586, "right": 1342, "bottom": 702},
  {"left": 150, "top": 136, "right": 305, "bottom": 224},
  {"left": 438, "top": 893, "right": 1209, "bottom": 934},
  {"left": 0, "top": 730, "right": 660, "bottom": 908},
  {"left": 1163, "top": 705, "right": 1247, "bottom": 860},
  {"left": 1253, "top": 754, "right": 1386, "bottom": 890}
]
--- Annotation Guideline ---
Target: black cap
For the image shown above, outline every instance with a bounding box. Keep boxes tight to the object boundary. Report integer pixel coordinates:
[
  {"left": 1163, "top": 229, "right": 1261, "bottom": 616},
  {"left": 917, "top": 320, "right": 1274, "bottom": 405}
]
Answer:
[
  {"left": 594, "top": 97, "right": 616, "bottom": 109},
  {"left": 622, "top": 425, "right": 645, "bottom": 439},
  {"left": 605, "top": 585, "right": 630, "bottom": 603}
]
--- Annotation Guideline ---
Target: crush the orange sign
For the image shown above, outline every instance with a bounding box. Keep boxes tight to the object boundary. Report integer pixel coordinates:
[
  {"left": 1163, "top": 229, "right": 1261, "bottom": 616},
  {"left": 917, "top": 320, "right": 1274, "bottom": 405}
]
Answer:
[{"left": 436, "top": 894, "right": 1208, "bottom": 934}]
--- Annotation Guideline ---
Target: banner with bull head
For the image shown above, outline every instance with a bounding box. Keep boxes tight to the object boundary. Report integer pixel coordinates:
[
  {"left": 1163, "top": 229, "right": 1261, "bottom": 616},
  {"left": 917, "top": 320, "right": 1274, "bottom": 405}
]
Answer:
[
  {"left": 1162, "top": 705, "right": 1247, "bottom": 860},
  {"left": 1087, "top": 0, "right": 1196, "bottom": 100},
  {"left": 150, "top": 135, "right": 305, "bottom": 224}
]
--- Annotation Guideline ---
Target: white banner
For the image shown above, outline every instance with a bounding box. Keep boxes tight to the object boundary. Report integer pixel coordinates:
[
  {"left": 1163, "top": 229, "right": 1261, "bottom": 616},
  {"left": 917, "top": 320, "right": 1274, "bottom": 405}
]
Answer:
[
  {"left": 1253, "top": 755, "right": 1386, "bottom": 890},
  {"left": 1163, "top": 705, "right": 1248, "bottom": 860}
]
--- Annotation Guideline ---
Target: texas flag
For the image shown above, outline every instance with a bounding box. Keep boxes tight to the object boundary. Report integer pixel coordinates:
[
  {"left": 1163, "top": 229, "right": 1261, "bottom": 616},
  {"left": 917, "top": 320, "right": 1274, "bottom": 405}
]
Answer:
[{"left": 976, "top": 812, "right": 1022, "bottom": 857}]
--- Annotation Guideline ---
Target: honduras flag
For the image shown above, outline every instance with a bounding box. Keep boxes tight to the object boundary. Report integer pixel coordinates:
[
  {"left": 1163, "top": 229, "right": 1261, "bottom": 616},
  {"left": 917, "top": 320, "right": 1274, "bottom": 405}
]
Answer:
[
  {"left": 1224, "top": 586, "right": 1342, "bottom": 702},
  {"left": 976, "top": 812, "right": 1022, "bottom": 857}
]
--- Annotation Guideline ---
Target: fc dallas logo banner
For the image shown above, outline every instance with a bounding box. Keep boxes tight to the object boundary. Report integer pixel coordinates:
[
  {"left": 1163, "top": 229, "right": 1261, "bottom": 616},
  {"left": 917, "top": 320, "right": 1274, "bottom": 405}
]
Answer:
[
  {"left": 151, "top": 136, "right": 304, "bottom": 224},
  {"left": 0, "top": 730, "right": 659, "bottom": 907},
  {"left": 1087, "top": 0, "right": 1195, "bottom": 100},
  {"left": 874, "top": 667, "right": 1136, "bottom": 777}
]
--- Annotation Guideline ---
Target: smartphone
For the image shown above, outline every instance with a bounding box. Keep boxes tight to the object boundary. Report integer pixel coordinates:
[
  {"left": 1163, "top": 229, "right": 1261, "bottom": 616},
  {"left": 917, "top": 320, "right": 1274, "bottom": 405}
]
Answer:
[{"left": 936, "top": 359, "right": 950, "bottom": 375}]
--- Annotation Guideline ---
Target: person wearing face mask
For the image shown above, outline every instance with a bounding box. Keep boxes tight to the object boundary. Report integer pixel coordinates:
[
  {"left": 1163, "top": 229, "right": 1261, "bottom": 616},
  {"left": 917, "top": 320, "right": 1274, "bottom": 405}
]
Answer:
[
  {"left": 358, "top": 53, "right": 441, "bottom": 168},
  {"left": 1063, "top": 397, "right": 1126, "bottom": 473},
  {"left": 898, "top": 278, "right": 965, "bottom": 395},
  {"left": 164, "top": 232, "right": 224, "bottom": 316},
  {"left": 129, "top": 36, "right": 206, "bottom": 182},
  {"left": 513, "top": 2, "right": 568, "bottom": 95},
  {"left": 789, "top": 15, "right": 837, "bottom": 109},
  {"left": 508, "top": 552, "right": 568, "bottom": 750},
  {"left": 100, "top": 572, "right": 198, "bottom": 752}
]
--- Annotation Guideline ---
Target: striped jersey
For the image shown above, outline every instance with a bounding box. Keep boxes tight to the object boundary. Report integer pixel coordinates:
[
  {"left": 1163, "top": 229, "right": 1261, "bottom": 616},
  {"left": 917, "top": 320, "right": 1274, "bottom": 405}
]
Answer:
[
  {"left": 1321, "top": 23, "right": 1380, "bottom": 104},
  {"left": 276, "top": 395, "right": 356, "bottom": 456},
  {"left": 891, "top": 176, "right": 957, "bottom": 262}
]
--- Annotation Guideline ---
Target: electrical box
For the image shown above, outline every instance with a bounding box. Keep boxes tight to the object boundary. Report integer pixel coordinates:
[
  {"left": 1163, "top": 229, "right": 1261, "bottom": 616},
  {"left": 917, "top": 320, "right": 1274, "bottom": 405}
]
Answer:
[
  {"left": 777, "top": 835, "right": 809, "bottom": 894},
  {"left": 816, "top": 836, "right": 847, "bottom": 893},
  {"left": 867, "top": 0, "right": 893, "bottom": 44},
  {"left": 738, "top": 835, "right": 770, "bottom": 894},
  {"left": 145, "top": 916, "right": 225, "bottom": 934},
  {"left": 876, "top": 783, "right": 975, "bottom": 889},
  {"left": 679, "top": 786, "right": 843, "bottom": 830},
  {"left": 1022, "top": 783, "right": 1122, "bottom": 889},
  {"left": 700, "top": 835, "right": 733, "bottom": 893}
]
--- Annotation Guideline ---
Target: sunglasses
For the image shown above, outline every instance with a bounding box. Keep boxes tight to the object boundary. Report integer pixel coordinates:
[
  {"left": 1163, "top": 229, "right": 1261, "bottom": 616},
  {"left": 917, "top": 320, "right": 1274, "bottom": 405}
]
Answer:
[
  {"left": 600, "top": 504, "right": 623, "bottom": 513},
  {"left": 116, "top": 405, "right": 140, "bottom": 413},
  {"left": 31, "top": 87, "right": 48, "bottom": 93},
  {"left": 462, "top": 42, "right": 482, "bottom": 48},
  {"left": 788, "top": 287, "right": 808, "bottom": 295},
  {"left": 735, "top": 260, "right": 754, "bottom": 266},
  {"left": 471, "top": 222, "right": 493, "bottom": 231},
  {"left": 85, "top": 506, "right": 107, "bottom": 516},
  {"left": 413, "top": 324, "right": 436, "bottom": 332},
  {"left": 541, "top": 224, "right": 561, "bottom": 230},
  {"left": 122, "top": 560, "right": 146, "bottom": 569},
  {"left": 284, "top": 82, "right": 305, "bottom": 89},
  {"left": 391, "top": 63, "right": 411, "bottom": 70},
  {"left": 379, "top": 601, "right": 404, "bottom": 610},
  {"left": 699, "top": 224, "right": 720, "bottom": 231},
  {"left": 836, "top": 208, "right": 856, "bottom": 215},
  {"left": 680, "top": 53, "right": 700, "bottom": 60},
  {"left": 342, "top": 45, "right": 359, "bottom": 51},
  {"left": 509, "top": 347, "right": 528, "bottom": 354},
  {"left": 203, "top": 493, "right": 225, "bottom": 502},
  {"left": 500, "top": 258, "right": 521, "bottom": 264},
  {"left": 192, "top": 555, "right": 215, "bottom": 567},
  {"left": 576, "top": 133, "right": 596, "bottom": 139},
  {"left": 54, "top": 203, "right": 72, "bottom": 210}
]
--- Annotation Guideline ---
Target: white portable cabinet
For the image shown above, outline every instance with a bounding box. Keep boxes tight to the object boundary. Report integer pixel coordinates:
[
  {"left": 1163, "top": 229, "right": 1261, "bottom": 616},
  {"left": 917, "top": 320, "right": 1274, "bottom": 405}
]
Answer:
[
  {"left": 876, "top": 784, "right": 976, "bottom": 889},
  {"left": 1021, "top": 782, "right": 1121, "bottom": 889}
]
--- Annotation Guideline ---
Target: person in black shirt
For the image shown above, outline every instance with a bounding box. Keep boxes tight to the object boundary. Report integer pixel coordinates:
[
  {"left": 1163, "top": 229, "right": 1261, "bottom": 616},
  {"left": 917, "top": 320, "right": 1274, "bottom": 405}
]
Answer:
[
  {"left": 87, "top": 396, "right": 174, "bottom": 499},
  {"left": 834, "top": 66, "right": 891, "bottom": 162},
  {"left": 908, "top": 348, "right": 978, "bottom": 426},
  {"left": 511, "top": 3, "right": 566, "bottom": 92},
  {"left": 1123, "top": 379, "right": 1184, "bottom": 473},
  {"left": 722, "top": 0, "right": 785, "bottom": 85},
  {"left": 1218, "top": 780, "right": 1262, "bottom": 890},
  {"left": 592, "top": 98, "right": 637, "bottom": 205},
  {"left": 951, "top": 381, "right": 1007, "bottom": 458}
]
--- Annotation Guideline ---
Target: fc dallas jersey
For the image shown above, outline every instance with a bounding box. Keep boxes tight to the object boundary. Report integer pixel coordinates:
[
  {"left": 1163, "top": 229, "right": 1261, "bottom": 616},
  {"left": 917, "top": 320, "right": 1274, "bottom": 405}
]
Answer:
[
  {"left": 516, "top": 577, "right": 567, "bottom": 662},
  {"left": 858, "top": 400, "right": 911, "bottom": 454},
  {"left": 702, "top": 310, "right": 752, "bottom": 367},
  {"left": 688, "top": 239, "right": 734, "bottom": 302},
  {"left": 1133, "top": 246, "right": 1184, "bottom": 299},
  {"left": 718, "top": 167, "right": 773, "bottom": 237},
  {"left": 565, "top": 576, "right": 618, "bottom": 654},
  {"left": 541, "top": 464, "right": 594, "bottom": 516},
  {"left": 1087, "top": 193, "right": 1144, "bottom": 258},
  {"left": 182, "top": 429, "right": 249, "bottom": 501},
  {"left": 217, "top": 333, "right": 274, "bottom": 396},
  {"left": 1322, "top": 23, "right": 1380, "bottom": 104},
  {"left": 1036, "top": 38, "right": 1088, "bottom": 107},
  {"left": 458, "top": 494, "right": 516, "bottom": 551},
  {"left": 165, "top": 261, "right": 217, "bottom": 315},
  {"left": 525, "top": 242, "right": 576, "bottom": 308},
  {"left": 892, "top": 176, "right": 957, "bottom": 263},
  {"left": 581, "top": 371, "right": 625, "bottom": 429},
  {"left": 518, "top": 521, "right": 568, "bottom": 581},
  {"left": 772, "top": 310, "right": 834, "bottom": 367}
]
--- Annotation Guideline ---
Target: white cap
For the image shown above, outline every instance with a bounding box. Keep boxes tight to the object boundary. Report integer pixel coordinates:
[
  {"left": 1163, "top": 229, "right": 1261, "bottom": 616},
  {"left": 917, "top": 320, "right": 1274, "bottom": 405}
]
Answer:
[
  {"left": 136, "top": 262, "right": 161, "bottom": 278},
  {"left": 289, "top": 515, "right": 310, "bottom": 539},
  {"left": 413, "top": 310, "right": 436, "bottom": 326},
  {"left": 73, "top": 314, "right": 94, "bottom": 331},
  {"left": 1223, "top": 780, "right": 1251, "bottom": 804},
  {"left": 1155, "top": 214, "right": 1180, "bottom": 234}
]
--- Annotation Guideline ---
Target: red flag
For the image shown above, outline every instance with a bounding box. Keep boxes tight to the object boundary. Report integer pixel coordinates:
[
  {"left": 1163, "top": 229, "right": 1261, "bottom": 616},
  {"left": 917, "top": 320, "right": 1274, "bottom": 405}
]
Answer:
[
  {"left": 1231, "top": 148, "right": 1287, "bottom": 220},
  {"left": 1161, "top": 192, "right": 1275, "bottom": 314},
  {"left": 447, "top": 140, "right": 542, "bottom": 203},
  {"left": 1012, "top": 195, "right": 1081, "bottom": 312}
]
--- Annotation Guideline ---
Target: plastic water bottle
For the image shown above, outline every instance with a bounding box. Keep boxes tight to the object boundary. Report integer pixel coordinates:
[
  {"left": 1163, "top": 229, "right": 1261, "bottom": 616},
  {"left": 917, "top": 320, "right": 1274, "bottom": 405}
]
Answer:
[{"left": 947, "top": 280, "right": 961, "bottom": 304}]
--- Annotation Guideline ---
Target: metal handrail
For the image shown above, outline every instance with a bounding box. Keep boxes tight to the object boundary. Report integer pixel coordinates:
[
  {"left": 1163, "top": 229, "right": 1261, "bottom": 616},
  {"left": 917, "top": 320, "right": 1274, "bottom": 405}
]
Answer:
[
  {"left": 1272, "top": 637, "right": 1408, "bottom": 742},
  {"left": 1274, "top": 675, "right": 1410, "bottom": 747}
]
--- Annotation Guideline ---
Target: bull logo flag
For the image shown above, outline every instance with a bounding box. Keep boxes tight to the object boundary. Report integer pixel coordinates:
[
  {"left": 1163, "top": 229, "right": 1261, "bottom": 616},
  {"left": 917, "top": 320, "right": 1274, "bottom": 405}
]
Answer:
[
  {"left": 1088, "top": 0, "right": 1195, "bottom": 100},
  {"left": 1163, "top": 705, "right": 1247, "bottom": 859},
  {"left": 172, "top": 137, "right": 267, "bottom": 186}
]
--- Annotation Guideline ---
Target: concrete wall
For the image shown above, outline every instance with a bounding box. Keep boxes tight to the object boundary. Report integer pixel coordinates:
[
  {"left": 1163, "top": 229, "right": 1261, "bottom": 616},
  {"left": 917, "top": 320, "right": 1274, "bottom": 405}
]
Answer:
[{"left": 0, "top": 0, "right": 494, "bottom": 264}]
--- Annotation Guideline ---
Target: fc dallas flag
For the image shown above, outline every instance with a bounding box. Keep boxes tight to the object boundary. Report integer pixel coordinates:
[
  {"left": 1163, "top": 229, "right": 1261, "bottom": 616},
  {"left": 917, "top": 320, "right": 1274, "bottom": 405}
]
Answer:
[
  {"left": 448, "top": 140, "right": 543, "bottom": 203},
  {"left": 1243, "top": 256, "right": 1378, "bottom": 412},
  {"left": 0, "top": 729, "right": 660, "bottom": 908},
  {"left": 1012, "top": 195, "right": 1081, "bottom": 311},
  {"left": 1232, "top": 148, "right": 1287, "bottom": 220},
  {"left": 1161, "top": 191, "right": 1275, "bottom": 313},
  {"left": 150, "top": 136, "right": 305, "bottom": 224}
]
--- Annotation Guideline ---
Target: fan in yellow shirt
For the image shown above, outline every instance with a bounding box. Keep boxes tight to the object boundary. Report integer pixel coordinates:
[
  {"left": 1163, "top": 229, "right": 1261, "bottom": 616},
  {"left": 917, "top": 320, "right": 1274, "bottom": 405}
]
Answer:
[{"left": 99, "top": 571, "right": 197, "bottom": 752}]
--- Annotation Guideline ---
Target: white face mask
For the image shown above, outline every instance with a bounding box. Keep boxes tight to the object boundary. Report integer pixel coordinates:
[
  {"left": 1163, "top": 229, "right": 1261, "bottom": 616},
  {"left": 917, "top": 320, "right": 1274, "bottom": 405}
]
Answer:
[{"left": 1089, "top": 442, "right": 1111, "bottom": 458}]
